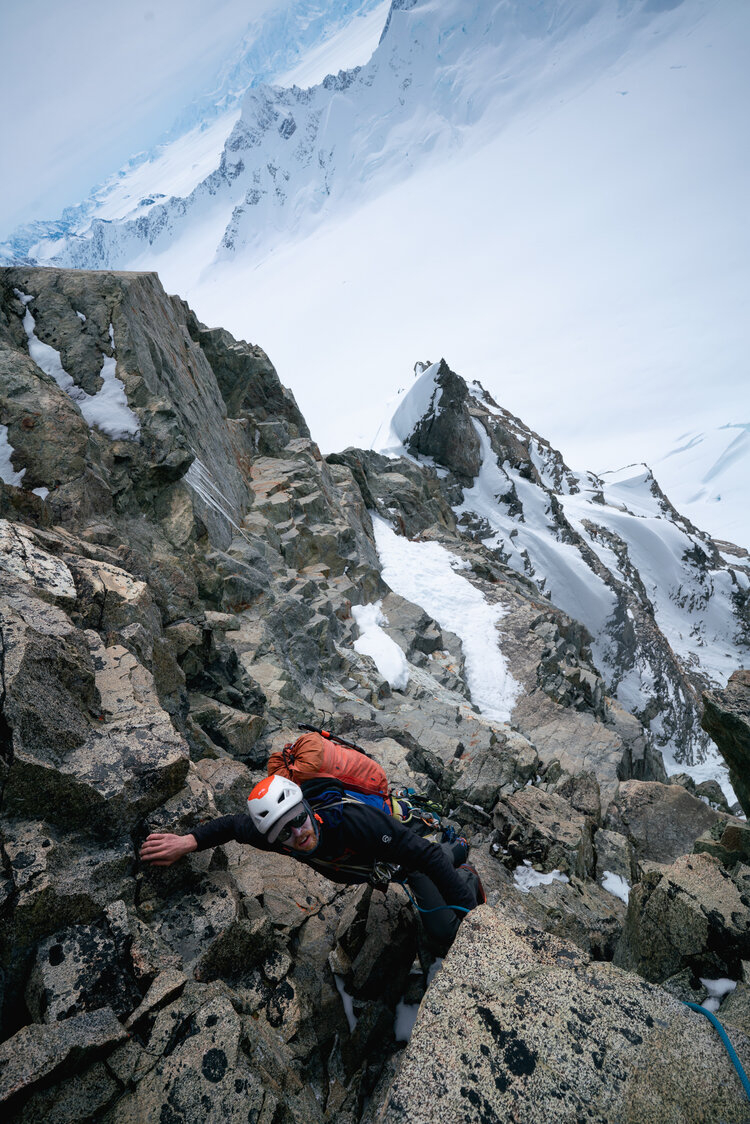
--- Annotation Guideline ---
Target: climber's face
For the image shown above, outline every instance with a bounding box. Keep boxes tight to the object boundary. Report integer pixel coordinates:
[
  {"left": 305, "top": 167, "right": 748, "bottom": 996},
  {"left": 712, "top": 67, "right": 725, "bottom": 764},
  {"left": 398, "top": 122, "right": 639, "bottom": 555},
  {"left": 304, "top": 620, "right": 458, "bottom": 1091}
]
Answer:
[{"left": 282, "top": 814, "right": 319, "bottom": 853}]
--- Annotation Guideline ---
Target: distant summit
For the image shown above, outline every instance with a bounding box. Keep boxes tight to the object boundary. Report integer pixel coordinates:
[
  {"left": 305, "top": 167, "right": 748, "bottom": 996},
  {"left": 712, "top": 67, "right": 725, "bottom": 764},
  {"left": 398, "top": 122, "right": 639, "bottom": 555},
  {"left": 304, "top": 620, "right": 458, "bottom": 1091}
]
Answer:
[{"left": 374, "top": 357, "right": 750, "bottom": 775}]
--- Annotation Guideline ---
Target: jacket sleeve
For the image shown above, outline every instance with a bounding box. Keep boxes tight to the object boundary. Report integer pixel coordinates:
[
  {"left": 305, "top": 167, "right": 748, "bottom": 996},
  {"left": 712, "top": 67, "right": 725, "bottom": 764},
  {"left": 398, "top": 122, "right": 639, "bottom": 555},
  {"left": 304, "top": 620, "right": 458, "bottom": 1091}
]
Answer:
[
  {"left": 190, "top": 814, "right": 269, "bottom": 852},
  {"left": 341, "top": 804, "right": 475, "bottom": 911}
]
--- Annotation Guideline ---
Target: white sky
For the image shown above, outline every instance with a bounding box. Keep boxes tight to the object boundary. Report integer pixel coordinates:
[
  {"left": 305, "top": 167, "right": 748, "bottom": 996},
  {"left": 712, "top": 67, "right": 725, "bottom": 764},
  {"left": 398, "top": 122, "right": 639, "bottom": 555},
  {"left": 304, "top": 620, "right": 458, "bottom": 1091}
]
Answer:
[{"left": 0, "top": 0, "right": 277, "bottom": 235}]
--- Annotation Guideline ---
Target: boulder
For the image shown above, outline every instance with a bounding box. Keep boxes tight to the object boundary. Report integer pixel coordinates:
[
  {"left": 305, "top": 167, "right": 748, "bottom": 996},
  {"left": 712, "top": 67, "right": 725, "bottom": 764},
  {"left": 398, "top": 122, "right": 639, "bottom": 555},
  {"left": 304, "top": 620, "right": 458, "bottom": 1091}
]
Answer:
[
  {"left": 25, "top": 915, "right": 143, "bottom": 1024},
  {"left": 124, "top": 968, "right": 188, "bottom": 1029},
  {"left": 452, "top": 733, "right": 539, "bottom": 810},
  {"left": 0, "top": 1007, "right": 127, "bottom": 1118},
  {"left": 149, "top": 872, "right": 243, "bottom": 974},
  {"left": 2, "top": 820, "right": 133, "bottom": 949},
  {"left": 0, "top": 520, "right": 77, "bottom": 606},
  {"left": 8, "top": 1060, "right": 120, "bottom": 1124},
  {"left": 694, "top": 778, "right": 732, "bottom": 813},
  {"left": 702, "top": 669, "right": 750, "bottom": 817},
  {"left": 99, "top": 990, "right": 282, "bottom": 1124},
  {"left": 64, "top": 553, "right": 162, "bottom": 640},
  {"left": 353, "top": 735, "right": 439, "bottom": 798},
  {"left": 694, "top": 819, "right": 750, "bottom": 868},
  {"left": 0, "top": 575, "right": 99, "bottom": 770},
  {"left": 594, "top": 827, "right": 637, "bottom": 888},
  {"left": 614, "top": 853, "right": 750, "bottom": 982},
  {"left": 193, "top": 755, "right": 256, "bottom": 814},
  {"left": 3, "top": 616, "right": 188, "bottom": 832},
  {"left": 719, "top": 979, "right": 750, "bottom": 1039},
  {"left": 603, "top": 780, "right": 731, "bottom": 865},
  {"left": 506, "top": 874, "right": 626, "bottom": 960},
  {"left": 188, "top": 692, "right": 265, "bottom": 760},
  {"left": 377, "top": 909, "right": 750, "bottom": 1124},
  {"left": 554, "top": 770, "right": 602, "bottom": 823},
  {"left": 492, "top": 787, "right": 596, "bottom": 879}
]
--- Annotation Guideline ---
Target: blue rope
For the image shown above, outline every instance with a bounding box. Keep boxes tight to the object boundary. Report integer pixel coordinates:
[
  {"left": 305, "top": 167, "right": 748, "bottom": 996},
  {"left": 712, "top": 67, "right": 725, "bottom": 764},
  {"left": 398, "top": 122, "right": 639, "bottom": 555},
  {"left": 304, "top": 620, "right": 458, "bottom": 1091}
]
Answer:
[
  {"left": 684, "top": 1002, "right": 750, "bottom": 1101},
  {"left": 402, "top": 884, "right": 470, "bottom": 914}
]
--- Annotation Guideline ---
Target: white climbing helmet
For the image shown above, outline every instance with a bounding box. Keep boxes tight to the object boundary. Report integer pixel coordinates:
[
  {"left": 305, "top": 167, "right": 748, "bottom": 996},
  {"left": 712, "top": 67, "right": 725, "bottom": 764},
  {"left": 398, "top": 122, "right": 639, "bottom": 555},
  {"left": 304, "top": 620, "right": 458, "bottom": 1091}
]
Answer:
[{"left": 247, "top": 774, "right": 306, "bottom": 842}]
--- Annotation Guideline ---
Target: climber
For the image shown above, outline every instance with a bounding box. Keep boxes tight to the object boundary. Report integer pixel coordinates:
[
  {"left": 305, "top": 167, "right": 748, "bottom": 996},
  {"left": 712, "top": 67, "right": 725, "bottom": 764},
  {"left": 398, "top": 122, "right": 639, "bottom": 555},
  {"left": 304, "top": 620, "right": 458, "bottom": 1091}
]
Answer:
[{"left": 139, "top": 774, "right": 484, "bottom": 950}]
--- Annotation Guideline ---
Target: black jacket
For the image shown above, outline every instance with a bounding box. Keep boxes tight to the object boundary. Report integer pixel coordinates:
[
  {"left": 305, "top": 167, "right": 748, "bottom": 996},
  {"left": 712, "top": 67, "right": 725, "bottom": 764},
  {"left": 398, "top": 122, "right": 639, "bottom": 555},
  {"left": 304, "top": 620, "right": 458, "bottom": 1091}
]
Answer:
[{"left": 190, "top": 785, "right": 474, "bottom": 912}]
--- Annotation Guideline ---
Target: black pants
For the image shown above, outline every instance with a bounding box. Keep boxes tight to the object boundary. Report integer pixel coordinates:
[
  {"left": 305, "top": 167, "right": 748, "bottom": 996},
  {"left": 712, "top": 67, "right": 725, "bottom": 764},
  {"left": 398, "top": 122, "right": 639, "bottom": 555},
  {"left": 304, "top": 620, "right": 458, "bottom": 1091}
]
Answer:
[{"left": 405, "top": 841, "right": 479, "bottom": 950}]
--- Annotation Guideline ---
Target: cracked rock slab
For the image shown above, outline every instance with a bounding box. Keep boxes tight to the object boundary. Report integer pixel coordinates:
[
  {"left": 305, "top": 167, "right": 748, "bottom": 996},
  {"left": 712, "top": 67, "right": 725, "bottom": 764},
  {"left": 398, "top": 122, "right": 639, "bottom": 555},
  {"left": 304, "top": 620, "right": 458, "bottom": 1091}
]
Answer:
[
  {"left": 102, "top": 992, "right": 276, "bottom": 1124},
  {"left": 4, "top": 630, "right": 189, "bottom": 832},
  {"left": 379, "top": 908, "right": 750, "bottom": 1124},
  {"left": 0, "top": 1006, "right": 127, "bottom": 1113},
  {"left": 0, "top": 520, "right": 76, "bottom": 605},
  {"left": 614, "top": 852, "right": 750, "bottom": 982}
]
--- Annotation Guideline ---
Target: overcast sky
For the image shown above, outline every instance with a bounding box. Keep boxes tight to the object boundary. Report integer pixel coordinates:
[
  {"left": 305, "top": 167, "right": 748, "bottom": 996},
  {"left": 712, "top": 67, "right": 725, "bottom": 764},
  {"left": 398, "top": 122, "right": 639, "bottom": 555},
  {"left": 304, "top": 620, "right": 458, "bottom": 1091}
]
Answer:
[{"left": 0, "top": 0, "right": 278, "bottom": 237}]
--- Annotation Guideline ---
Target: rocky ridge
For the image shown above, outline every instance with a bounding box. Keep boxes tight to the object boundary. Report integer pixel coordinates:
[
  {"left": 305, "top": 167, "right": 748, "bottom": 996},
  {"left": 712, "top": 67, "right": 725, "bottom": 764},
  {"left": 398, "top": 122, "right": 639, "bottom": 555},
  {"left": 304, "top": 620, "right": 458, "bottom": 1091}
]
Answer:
[
  {"left": 378, "top": 358, "right": 749, "bottom": 770},
  {"left": 0, "top": 267, "right": 749, "bottom": 1123}
]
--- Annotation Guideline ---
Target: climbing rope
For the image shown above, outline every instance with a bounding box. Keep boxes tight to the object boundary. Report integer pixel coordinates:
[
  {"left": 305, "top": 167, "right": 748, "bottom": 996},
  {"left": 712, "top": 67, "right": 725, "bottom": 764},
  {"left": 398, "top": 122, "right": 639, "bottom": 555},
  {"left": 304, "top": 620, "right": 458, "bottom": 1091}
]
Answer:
[{"left": 684, "top": 1001, "right": 750, "bottom": 1102}]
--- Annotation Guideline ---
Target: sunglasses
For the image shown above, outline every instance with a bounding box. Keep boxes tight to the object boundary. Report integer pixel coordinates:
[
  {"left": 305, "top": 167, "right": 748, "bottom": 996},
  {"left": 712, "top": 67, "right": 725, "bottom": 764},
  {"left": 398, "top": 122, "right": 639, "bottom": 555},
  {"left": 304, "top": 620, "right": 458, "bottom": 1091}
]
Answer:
[{"left": 276, "top": 810, "right": 310, "bottom": 843}]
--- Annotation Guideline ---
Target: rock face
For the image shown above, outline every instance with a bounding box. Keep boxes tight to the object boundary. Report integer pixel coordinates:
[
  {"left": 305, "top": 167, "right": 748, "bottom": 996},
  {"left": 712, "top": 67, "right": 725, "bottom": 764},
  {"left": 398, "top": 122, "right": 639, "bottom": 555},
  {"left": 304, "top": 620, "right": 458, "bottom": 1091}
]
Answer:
[
  {"left": 614, "top": 853, "right": 750, "bottom": 983},
  {"left": 703, "top": 669, "right": 750, "bottom": 816},
  {"left": 377, "top": 910, "right": 750, "bottom": 1124},
  {"left": 0, "top": 267, "right": 747, "bottom": 1122},
  {"left": 603, "top": 780, "right": 734, "bottom": 865}
]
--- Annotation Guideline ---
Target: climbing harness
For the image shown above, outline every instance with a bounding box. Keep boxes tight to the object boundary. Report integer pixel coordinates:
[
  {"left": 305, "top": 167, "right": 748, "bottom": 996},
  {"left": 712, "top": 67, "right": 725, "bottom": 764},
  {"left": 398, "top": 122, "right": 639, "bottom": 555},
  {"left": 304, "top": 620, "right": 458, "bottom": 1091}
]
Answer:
[
  {"left": 683, "top": 1002, "right": 750, "bottom": 1101},
  {"left": 401, "top": 883, "right": 470, "bottom": 915}
]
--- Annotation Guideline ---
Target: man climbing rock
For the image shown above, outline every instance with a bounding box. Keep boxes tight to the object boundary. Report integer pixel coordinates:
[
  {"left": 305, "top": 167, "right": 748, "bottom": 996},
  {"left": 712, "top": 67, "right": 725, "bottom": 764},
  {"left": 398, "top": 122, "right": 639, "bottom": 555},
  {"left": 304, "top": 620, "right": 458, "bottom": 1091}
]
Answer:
[{"left": 140, "top": 774, "right": 484, "bottom": 950}]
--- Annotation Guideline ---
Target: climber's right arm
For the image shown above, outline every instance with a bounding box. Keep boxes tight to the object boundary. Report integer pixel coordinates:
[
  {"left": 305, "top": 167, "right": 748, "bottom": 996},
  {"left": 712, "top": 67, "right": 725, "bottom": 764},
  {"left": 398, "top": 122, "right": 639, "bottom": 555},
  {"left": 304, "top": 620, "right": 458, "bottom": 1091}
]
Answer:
[{"left": 140, "top": 814, "right": 269, "bottom": 866}]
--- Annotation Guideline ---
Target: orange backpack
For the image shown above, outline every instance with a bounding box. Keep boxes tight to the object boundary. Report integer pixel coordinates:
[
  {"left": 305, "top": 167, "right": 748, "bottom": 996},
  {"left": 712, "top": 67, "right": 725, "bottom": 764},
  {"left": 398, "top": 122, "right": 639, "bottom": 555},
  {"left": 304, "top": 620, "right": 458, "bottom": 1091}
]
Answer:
[{"left": 267, "top": 730, "right": 389, "bottom": 797}]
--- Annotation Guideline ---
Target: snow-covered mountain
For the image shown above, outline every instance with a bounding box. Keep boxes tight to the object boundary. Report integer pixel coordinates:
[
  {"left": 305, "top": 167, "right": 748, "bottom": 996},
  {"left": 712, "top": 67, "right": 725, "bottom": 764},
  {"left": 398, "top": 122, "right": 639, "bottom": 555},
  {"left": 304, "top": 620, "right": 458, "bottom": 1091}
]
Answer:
[
  {"left": 375, "top": 359, "right": 750, "bottom": 785},
  {"left": 650, "top": 424, "right": 750, "bottom": 550},
  {"left": 10, "top": 0, "right": 698, "bottom": 270},
  {"left": 3, "top": 0, "right": 748, "bottom": 552},
  {"left": 0, "top": 0, "right": 389, "bottom": 265}
]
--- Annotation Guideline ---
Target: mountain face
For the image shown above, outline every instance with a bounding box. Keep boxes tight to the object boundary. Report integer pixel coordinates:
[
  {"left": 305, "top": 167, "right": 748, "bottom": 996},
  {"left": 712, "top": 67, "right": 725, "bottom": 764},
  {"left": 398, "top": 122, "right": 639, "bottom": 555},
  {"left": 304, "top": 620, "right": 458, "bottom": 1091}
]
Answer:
[
  {"left": 1, "top": 267, "right": 749, "bottom": 1122},
  {"left": 375, "top": 360, "right": 750, "bottom": 778},
  {"left": 5, "top": 0, "right": 689, "bottom": 271},
  {"left": 0, "top": 0, "right": 388, "bottom": 265}
]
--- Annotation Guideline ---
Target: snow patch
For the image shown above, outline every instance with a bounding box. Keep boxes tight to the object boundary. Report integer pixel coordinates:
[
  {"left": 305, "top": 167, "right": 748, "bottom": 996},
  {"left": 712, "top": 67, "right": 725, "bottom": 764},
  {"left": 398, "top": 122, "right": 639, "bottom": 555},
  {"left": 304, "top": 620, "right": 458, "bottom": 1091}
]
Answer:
[
  {"left": 513, "top": 861, "right": 570, "bottom": 894},
  {"left": 700, "top": 976, "right": 737, "bottom": 1014},
  {"left": 352, "top": 601, "right": 410, "bottom": 690},
  {"left": 394, "top": 957, "right": 442, "bottom": 1043},
  {"left": 333, "top": 973, "right": 357, "bottom": 1033},
  {"left": 373, "top": 361, "right": 442, "bottom": 455},
  {"left": 371, "top": 514, "right": 521, "bottom": 722},
  {"left": 600, "top": 871, "right": 630, "bottom": 904},
  {"left": 16, "top": 293, "right": 139, "bottom": 440},
  {"left": 0, "top": 425, "right": 25, "bottom": 487}
]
